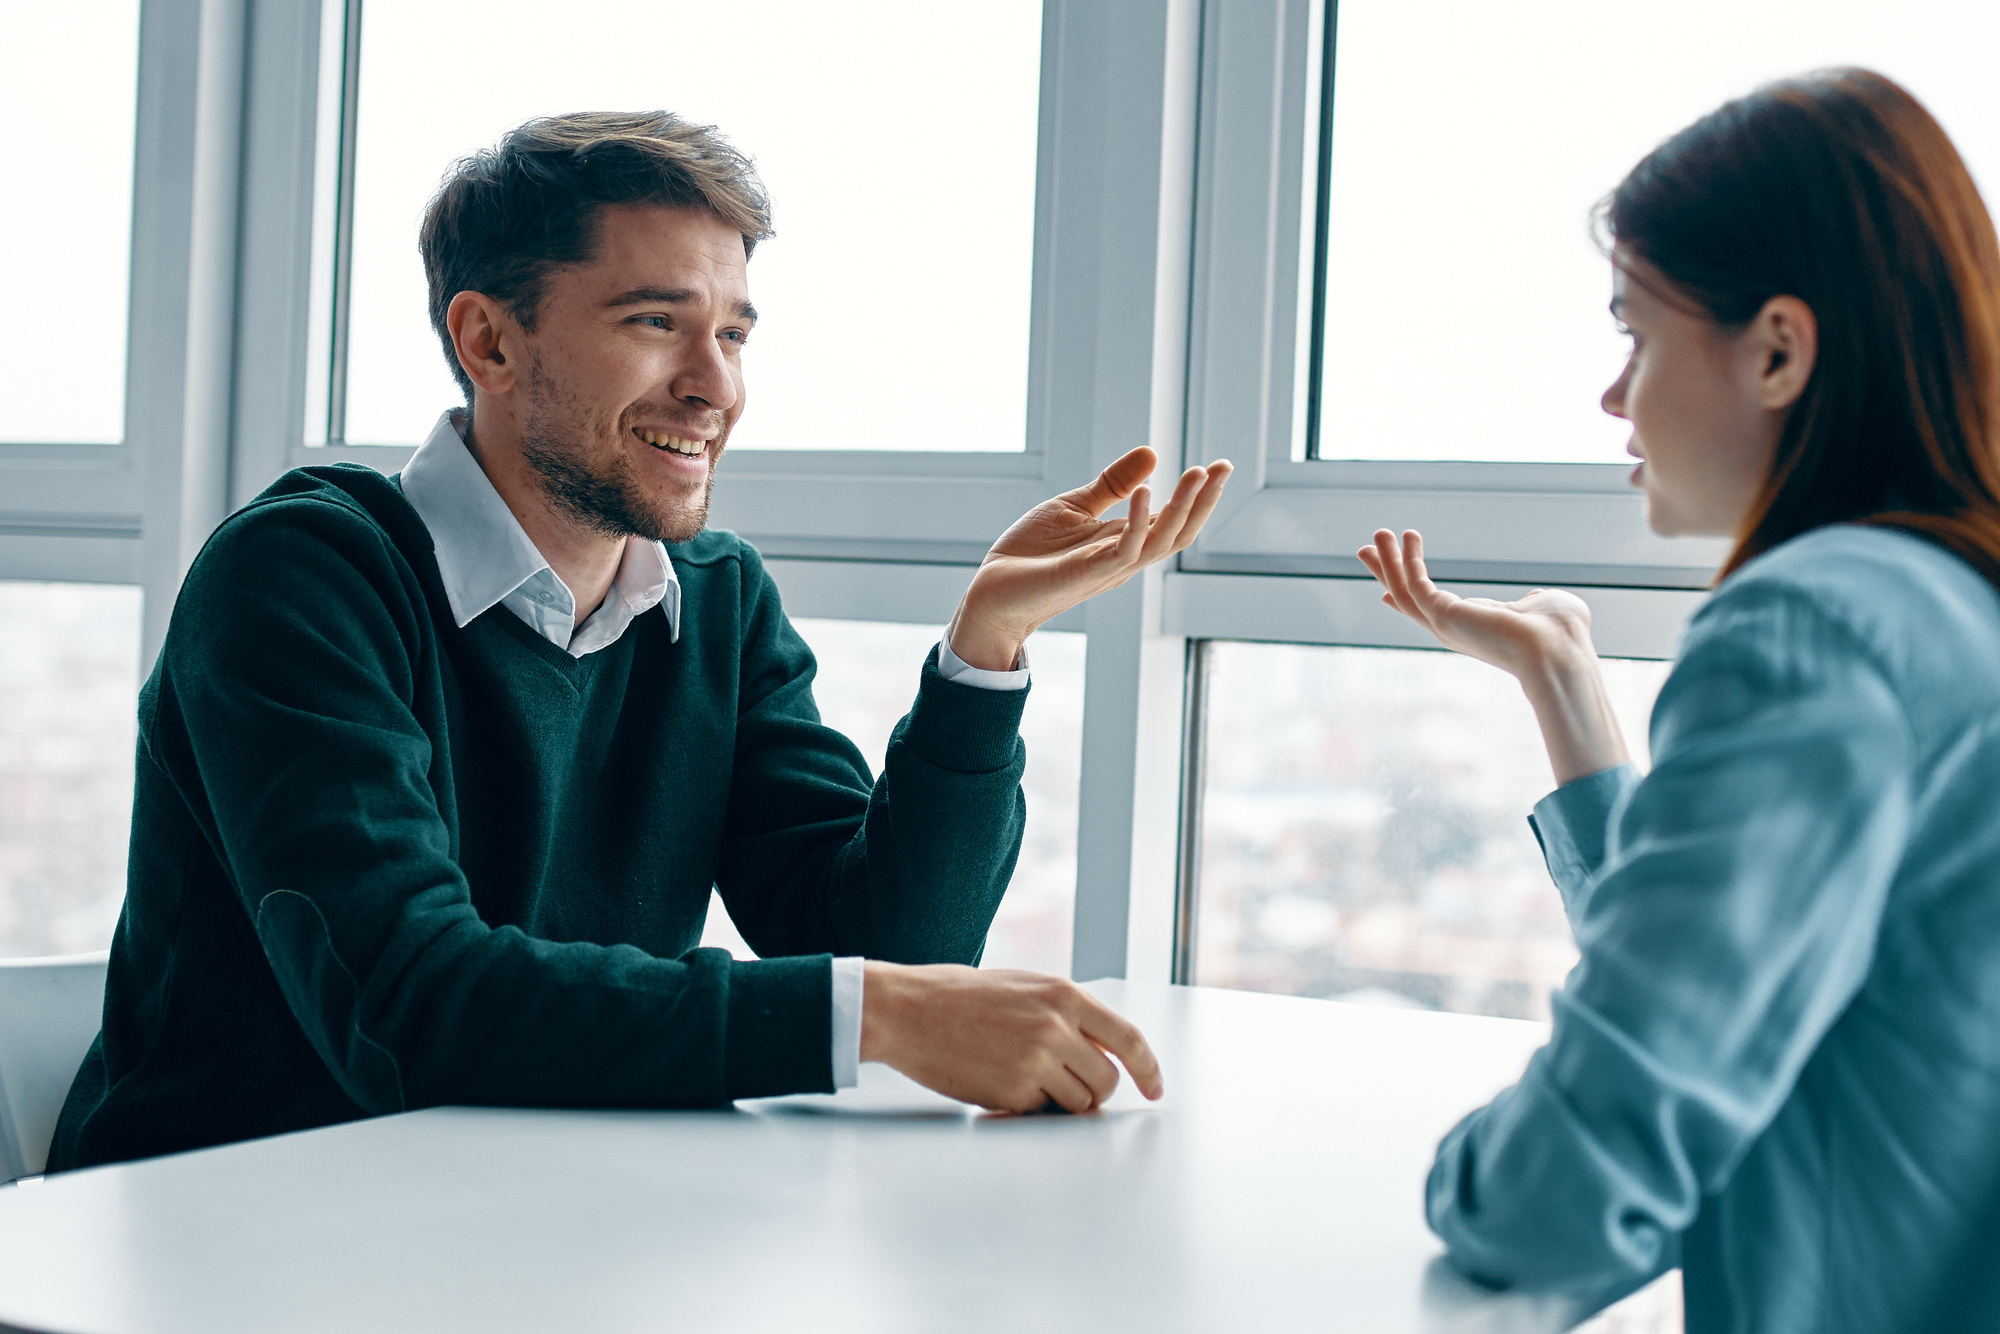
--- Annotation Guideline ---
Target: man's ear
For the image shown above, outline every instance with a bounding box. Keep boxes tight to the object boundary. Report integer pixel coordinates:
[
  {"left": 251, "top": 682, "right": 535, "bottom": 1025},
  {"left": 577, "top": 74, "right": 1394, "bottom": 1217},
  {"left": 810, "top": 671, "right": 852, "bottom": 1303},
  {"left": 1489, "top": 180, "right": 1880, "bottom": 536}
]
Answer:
[
  {"left": 1750, "top": 294, "right": 1818, "bottom": 411},
  {"left": 446, "top": 291, "right": 520, "bottom": 396}
]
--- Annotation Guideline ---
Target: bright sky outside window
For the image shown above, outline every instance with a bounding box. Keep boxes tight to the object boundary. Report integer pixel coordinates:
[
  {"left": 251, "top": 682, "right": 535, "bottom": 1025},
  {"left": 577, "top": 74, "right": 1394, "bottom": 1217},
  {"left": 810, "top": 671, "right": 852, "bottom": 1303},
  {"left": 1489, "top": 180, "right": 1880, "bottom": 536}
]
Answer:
[
  {"left": 0, "top": 2, "right": 140, "bottom": 444},
  {"left": 1314, "top": 0, "right": 2000, "bottom": 464},
  {"left": 331, "top": 1, "right": 1042, "bottom": 451},
  {"left": 1195, "top": 642, "right": 1669, "bottom": 1020}
]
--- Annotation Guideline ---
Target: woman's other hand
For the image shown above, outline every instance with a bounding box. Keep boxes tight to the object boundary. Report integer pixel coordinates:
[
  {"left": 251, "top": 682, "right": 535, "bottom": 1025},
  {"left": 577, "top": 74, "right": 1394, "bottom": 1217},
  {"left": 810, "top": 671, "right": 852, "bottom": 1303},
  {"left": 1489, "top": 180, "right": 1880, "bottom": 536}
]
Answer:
[{"left": 1357, "top": 528, "right": 1631, "bottom": 785}]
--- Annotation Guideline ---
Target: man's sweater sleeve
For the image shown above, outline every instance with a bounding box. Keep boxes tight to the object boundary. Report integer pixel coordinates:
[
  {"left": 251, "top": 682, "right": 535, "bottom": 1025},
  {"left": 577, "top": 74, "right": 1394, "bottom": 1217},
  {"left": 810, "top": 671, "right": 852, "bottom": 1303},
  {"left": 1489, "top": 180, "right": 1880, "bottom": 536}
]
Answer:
[
  {"left": 712, "top": 545, "right": 1028, "bottom": 965},
  {"left": 166, "top": 497, "right": 832, "bottom": 1112}
]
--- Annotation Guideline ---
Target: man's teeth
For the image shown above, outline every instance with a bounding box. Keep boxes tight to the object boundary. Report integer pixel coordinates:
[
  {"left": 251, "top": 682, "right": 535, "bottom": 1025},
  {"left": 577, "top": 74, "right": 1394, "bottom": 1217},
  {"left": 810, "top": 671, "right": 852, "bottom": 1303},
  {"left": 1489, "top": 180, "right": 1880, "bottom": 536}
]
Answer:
[{"left": 639, "top": 430, "right": 705, "bottom": 457}]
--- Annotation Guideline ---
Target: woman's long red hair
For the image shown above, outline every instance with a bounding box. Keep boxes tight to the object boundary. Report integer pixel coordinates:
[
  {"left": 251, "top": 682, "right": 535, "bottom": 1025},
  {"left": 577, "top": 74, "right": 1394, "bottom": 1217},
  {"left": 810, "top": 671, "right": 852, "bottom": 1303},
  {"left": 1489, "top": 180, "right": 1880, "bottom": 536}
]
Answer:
[{"left": 1605, "top": 68, "right": 2000, "bottom": 587}]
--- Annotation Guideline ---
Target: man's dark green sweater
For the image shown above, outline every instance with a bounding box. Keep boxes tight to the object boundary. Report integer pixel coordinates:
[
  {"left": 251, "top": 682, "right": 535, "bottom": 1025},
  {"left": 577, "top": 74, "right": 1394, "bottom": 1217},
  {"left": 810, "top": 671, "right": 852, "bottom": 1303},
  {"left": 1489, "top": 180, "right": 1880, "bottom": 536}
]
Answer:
[{"left": 50, "top": 464, "right": 1027, "bottom": 1171}]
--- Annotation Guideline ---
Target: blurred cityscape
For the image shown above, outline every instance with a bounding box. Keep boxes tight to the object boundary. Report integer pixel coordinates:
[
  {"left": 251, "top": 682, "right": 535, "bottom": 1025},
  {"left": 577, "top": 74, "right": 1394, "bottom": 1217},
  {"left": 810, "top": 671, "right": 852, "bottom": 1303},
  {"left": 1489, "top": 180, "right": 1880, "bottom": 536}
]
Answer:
[
  {"left": 1196, "top": 641, "right": 1670, "bottom": 1021},
  {"left": 0, "top": 582, "right": 140, "bottom": 958}
]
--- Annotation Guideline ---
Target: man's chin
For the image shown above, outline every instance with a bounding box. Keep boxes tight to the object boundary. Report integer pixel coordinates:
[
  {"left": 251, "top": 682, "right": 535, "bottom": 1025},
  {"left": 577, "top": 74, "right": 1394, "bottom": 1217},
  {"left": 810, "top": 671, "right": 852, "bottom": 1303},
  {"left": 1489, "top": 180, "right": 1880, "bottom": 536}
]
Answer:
[{"left": 646, "top": 481, "right": 715, "bottom": 544}]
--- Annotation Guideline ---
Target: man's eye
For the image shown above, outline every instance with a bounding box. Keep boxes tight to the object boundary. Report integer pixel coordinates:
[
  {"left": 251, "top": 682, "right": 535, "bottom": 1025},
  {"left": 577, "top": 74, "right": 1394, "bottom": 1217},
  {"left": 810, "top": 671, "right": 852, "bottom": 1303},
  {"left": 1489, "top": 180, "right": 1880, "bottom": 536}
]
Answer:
[
  {"left": 636, "top": 315, "right": 669, "bottom": 330},
  {"left": 722, "top": 328, "right": 748, "bottom": 344}
]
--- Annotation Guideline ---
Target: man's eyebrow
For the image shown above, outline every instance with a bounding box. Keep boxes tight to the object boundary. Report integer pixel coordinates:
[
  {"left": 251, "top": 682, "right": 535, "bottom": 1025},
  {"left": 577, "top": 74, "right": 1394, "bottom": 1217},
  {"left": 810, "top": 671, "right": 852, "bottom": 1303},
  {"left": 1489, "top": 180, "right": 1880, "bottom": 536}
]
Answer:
[
  {"left": 602, "top": 286, "right": 758, "bottom": 323},
  {"left": 603, "top": 286, "right": 694, "bottom": 308}
]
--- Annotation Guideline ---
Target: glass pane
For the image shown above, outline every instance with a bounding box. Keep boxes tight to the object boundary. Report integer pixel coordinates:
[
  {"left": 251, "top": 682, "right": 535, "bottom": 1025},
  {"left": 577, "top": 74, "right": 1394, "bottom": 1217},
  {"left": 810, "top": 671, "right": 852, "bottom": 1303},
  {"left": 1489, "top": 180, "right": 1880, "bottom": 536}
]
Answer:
[
  {"left": 1314, "top": 0, "right": 2000, "bottom": 463},
  {"left": 701, "top": 619, "right": 1081, "bottom": 976},
  {"left": 0, "top": 3, "right": 140, "bottom": 443},
  {"left": 1195, "top": 642, "right": 1671, "bottom": 1020},
  {"left": 0, "top": 583, "right": 141, "bottom": 958},
  {"left": 338, "top": 1, "right": 1041, "bottom": 450}
]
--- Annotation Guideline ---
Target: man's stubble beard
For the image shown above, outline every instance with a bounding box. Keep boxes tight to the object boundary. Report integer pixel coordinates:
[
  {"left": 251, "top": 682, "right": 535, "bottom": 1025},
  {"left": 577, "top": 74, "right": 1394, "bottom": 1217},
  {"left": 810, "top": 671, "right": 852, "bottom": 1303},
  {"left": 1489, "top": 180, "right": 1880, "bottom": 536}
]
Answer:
[{"left": 518, "top": 357, "right": 720, "bottom": 545}]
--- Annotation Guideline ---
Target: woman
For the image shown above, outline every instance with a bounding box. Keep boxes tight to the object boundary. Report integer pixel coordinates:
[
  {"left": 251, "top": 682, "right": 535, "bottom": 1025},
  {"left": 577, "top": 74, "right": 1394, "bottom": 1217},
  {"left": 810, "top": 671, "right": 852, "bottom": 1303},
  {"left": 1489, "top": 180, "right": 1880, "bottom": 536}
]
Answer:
[{"left": 1360, "top": 69, "right": 2000, "bottom": 1331}]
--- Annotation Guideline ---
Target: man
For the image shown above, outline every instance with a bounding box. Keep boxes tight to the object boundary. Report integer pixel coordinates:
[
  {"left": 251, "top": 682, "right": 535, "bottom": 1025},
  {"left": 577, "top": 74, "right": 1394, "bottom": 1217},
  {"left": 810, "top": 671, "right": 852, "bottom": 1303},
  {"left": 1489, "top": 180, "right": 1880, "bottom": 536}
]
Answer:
[{"left": 50, "top": 112, "right": 1231, "bottom": 1169}]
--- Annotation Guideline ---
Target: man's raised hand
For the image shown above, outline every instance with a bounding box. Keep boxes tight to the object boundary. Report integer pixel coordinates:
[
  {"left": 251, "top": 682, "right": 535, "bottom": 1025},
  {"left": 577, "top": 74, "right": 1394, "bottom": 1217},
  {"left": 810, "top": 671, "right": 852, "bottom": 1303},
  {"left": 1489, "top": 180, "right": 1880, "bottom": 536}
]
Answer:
[
  {"left": 948, "top": 448, "right": 1233, "bottom": 671},
  {"left": 860, "top": 963, "right": 1164, "bottom": 1114}
]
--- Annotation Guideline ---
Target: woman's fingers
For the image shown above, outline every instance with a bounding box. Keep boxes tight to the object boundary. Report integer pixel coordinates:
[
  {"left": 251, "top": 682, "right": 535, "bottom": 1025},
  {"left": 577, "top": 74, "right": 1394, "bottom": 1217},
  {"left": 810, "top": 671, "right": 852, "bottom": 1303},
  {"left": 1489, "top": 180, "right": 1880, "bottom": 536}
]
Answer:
[
  {"left": 1362, "top": 529, "right": 1465, "bottom": 640},
  {"left": 1401, "top": 530, "right": 1451, "bottom": 615},
  {"left": 1364, "top": 529, "right": 1421, "bottom": 619}
]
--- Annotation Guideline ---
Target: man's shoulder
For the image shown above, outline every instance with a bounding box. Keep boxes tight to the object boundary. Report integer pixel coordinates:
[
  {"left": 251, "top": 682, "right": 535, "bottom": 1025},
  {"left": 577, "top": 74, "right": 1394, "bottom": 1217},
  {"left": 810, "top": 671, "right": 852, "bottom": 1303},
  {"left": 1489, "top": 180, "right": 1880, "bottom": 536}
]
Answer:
[
  {"left": 184, "top": 465, "right": 437, "bottom": 625},
  {"left": 666, "top": 527, "right": 758, "bottom": 570},
  {"left": 203, "top": 465, "right": 426, "bottom": 565}
]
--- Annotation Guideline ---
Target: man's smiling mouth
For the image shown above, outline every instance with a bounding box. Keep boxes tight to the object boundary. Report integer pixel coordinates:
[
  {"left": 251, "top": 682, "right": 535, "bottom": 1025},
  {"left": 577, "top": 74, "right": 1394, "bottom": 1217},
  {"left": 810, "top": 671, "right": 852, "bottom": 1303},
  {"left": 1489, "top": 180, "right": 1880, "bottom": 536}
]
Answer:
[{"left": 636, "top": 428, "right": 706, "bottom": 458}]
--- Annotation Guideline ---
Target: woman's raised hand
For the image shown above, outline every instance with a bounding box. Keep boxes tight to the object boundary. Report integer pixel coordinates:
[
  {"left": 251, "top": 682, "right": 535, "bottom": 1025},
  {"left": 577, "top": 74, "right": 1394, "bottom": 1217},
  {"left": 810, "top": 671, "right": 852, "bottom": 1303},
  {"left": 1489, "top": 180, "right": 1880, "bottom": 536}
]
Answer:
[
  {"left": 1356, "top": 529, "right": 1599, "bottom": 681},
  {"left": 1356, "top": 528, "right": 1629, "bottom": 785}
]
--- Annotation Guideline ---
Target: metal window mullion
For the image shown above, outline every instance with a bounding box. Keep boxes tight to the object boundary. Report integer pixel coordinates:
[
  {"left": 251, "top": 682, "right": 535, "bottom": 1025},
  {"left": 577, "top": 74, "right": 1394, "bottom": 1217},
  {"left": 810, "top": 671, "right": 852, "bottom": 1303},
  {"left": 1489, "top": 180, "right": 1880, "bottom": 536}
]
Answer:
[
  {"left": 1171, "top": 637, "right": 1211, "bottom": 985},
  {"left": 1302, "top": 0, "right": 1337, "bottom": 460},
  {"left": 324, "top": 0, "right": 363, "bottom": 447}
]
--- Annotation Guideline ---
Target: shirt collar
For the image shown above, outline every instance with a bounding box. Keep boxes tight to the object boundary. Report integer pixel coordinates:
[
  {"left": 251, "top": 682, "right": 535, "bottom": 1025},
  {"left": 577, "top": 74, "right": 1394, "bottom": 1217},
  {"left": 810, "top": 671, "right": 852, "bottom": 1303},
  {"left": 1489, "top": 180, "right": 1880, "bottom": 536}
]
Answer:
[{"left": 398, "top": 409, "right": 681, "bottom": 643}]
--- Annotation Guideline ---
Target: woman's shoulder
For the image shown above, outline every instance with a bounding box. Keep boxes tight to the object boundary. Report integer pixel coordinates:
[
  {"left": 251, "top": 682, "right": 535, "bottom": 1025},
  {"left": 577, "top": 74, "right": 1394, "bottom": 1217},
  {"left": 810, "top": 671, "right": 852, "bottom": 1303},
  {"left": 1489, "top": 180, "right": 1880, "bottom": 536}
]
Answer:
[{"left": 1685, "top": 523, "right": 2000, "bottom": 693}]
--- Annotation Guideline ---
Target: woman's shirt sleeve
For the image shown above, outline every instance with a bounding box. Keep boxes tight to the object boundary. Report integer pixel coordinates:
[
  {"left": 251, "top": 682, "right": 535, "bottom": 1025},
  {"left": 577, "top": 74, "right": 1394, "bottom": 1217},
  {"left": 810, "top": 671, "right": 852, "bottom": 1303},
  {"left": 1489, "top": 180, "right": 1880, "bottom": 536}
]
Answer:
[{"left": 1426, "top": 585, "right": 1915, "bottom": 1305}]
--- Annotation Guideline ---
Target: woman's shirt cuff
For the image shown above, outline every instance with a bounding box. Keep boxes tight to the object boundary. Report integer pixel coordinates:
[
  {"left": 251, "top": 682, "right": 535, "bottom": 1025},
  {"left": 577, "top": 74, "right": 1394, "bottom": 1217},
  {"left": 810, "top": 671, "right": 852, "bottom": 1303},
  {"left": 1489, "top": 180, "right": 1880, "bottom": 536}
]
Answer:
[{"left": 1528, "top": 763, "right": 1641, "bottom": 922}]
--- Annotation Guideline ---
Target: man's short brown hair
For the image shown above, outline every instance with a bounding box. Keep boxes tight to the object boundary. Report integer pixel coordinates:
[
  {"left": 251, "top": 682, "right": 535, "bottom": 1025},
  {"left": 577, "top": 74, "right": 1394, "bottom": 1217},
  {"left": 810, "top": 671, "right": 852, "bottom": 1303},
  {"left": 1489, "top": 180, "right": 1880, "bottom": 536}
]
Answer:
[{"left": 419, "top": 111, "right": 774, "bottom": 401}]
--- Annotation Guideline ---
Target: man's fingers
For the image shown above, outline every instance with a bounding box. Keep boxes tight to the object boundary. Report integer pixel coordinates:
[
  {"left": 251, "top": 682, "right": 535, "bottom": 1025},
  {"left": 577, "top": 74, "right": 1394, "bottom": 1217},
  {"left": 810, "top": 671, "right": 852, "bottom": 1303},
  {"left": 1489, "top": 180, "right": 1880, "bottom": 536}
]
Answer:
[
  {"left": 1075, "top": 998, "right": 1164, "bottom": 1100},
  {"left": 1061, "top": 446, "right": 1159, "bottom": 518},
  {"left": 1041, "top": 1065, "right": 1100, "bottom": 1115},
  {"left": 1134, "top": 467, "right": 1206, "bottom": 564},
  {"left": 1115, "top": 486, "right": 1151, "bottom": 561},
  {"left": 1064, "top": 1037, "right": 1123, "bottom": 1108},
  {"left": 1165, "top": 461, "right": 1233, "bottom": 555}
]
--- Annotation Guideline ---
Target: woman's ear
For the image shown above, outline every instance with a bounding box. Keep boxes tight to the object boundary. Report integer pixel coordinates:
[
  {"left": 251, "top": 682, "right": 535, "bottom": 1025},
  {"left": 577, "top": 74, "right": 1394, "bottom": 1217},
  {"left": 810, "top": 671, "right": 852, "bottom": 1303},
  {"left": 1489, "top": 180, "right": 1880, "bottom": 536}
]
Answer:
[
  {"left": 446, "top": 291, "right": 520, "bottom": 397},
  {"left": 1750, "top": 295, "right": 1818, "bottom": 411}
]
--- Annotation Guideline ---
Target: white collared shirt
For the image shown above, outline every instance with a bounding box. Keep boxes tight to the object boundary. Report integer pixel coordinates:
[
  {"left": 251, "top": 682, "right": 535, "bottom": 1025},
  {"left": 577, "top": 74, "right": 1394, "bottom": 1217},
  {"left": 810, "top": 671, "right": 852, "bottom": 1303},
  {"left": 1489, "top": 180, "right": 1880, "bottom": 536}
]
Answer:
[
  {"left": 399, "top": 409, "right": 682, "bottom": 657},
  {"left": 396, "top": 409, "right": 1026, "bottom": 1089}
]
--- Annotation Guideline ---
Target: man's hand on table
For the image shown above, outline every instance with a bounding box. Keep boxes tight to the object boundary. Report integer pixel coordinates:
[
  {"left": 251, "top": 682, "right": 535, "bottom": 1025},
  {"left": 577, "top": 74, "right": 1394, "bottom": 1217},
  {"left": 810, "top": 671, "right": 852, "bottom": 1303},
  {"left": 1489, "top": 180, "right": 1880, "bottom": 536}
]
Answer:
[
  {"left": 946, "top": 447, "right": 1233, "bottom": 671},
  {"left": 860, "top": 963, "right": 1165, "bottom": 1113}
]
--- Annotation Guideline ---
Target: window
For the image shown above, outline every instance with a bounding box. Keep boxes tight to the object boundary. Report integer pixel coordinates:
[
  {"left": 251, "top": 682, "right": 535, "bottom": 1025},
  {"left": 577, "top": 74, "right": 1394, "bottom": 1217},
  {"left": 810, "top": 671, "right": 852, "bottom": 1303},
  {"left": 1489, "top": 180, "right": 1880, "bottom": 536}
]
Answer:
[
  {"left": 317, "top": 0, "right": 1043, "bottom": 452},
  {"left": 1192, "top": 643, "right": 1669, "bottom": 1019},
  {"left": 0, "top": 583, "right": 141, "bottom": 958},
  {"left": 1311, "top": 0, "right": 2000, "bottom": 464},
  {"left": 702, "top": 620, "right": 1083, "bottom": 975},
  {"left": 0, "top": 2, "right": 141, "bottom": 445}
]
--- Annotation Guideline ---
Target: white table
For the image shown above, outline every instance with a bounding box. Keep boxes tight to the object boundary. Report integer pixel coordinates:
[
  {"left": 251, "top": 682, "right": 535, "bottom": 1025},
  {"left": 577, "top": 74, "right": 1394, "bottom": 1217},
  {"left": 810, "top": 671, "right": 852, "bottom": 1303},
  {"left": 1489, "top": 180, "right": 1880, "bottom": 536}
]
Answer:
[{"left": 0, "top": 981, "right": 1603, "bottom": 1334}]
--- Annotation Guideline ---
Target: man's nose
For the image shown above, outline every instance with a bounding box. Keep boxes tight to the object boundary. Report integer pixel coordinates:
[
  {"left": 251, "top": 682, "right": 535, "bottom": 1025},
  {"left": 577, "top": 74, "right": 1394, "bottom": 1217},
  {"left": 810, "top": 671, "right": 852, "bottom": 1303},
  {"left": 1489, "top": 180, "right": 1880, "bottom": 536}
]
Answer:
[{"left": 671, "top": 335, "right": 738, "bottom": 413}]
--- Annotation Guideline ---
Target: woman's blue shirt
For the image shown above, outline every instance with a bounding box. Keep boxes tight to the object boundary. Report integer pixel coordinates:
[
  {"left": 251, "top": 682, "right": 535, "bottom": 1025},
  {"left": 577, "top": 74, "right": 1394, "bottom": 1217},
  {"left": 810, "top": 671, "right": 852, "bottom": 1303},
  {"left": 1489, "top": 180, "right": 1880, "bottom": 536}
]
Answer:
[{"left": 1427, "top": 526, "right": 2000, "bottom": 1331}]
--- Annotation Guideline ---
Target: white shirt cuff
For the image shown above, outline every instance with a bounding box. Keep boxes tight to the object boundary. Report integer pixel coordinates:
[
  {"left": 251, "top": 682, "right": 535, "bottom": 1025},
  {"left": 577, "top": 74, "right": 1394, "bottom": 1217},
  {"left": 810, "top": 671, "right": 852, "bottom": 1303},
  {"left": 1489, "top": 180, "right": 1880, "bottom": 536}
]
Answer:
[
  {"left": 831, "top": 956, "right": 864, "bottom": 1089},
  {"left": 936, "top": 634, "right": 1030, "bottom": 691}
]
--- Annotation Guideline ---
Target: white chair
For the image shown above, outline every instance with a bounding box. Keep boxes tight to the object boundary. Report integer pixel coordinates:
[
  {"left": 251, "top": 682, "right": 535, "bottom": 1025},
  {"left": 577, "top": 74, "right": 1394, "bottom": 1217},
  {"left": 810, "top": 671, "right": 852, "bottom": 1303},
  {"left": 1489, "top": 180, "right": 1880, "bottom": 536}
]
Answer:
[{"left": 0, "top": 951, "right": 109, "bottom": 1183}]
